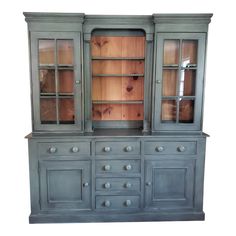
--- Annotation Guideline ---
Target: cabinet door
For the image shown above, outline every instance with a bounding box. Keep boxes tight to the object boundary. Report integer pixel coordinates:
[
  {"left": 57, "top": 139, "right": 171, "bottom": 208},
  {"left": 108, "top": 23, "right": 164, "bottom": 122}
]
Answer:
[
  {"left": 31, "top": 32, "right": 82, "bottom": 131},
  {"left": 153, "top": 33, "right": 206, "bottom": 131},
  {"left": 39, "top": 161, "right": 91, "bottom": 210},
  {"left": 145, "top": 159, "right": 195, "bottom": 209}
]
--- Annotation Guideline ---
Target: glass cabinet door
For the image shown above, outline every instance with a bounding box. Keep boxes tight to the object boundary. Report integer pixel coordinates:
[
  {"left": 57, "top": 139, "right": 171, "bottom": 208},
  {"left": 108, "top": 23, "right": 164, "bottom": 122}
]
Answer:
[
  {"left": 154, "top": 33, "right": 206, "bottom": 131},
  {"left": 31, "top": 32, "right": 82, "bottom": 131}
]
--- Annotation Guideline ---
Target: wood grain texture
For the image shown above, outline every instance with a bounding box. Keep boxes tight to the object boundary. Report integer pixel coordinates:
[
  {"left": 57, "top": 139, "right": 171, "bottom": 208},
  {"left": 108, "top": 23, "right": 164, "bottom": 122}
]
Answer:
[
  {"left": 91, "top": 36, "right": 145, "bottom": 57},
  {"left": 92, "top": 60, "right": 144, "bottom": 74},
  {"left": 92, "top": 104, "right": 143, "bottom": 120},
  {"left": 91, "top": 35, "right": 145, "bottom": 121}
]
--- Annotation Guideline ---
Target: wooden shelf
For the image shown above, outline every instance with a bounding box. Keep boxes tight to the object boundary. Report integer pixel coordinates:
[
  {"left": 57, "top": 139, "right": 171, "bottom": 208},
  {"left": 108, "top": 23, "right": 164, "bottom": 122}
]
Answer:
[
  {"left": 92, "top": 74, "right": 144, "bottom": 77},
  {"left": 92, "top": 57, "right": 145, "bottom": 60},
  {"left": 39, "top": 64, "right": 74, "bottom": 69},
  {"left": 92, "top": 100, "right": 143, "bottom": 104},
  {"left": 162, "top": 96, "right": 195, "bottom": 100},
  {"left": 40, "top": 93, "right": 74, "bottom": 98}
]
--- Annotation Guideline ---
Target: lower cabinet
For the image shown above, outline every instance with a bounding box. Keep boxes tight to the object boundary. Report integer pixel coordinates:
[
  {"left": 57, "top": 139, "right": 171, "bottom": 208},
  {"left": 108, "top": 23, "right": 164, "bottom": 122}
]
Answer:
[
  {"left": 39, "top": 160, "right": 91, "bottom": 210},
  {"left": 28, "top": 137, "right": 206, "bottom": 222},
  {"left": 145, "top": 159, "right": 195, "bottom": 210}
]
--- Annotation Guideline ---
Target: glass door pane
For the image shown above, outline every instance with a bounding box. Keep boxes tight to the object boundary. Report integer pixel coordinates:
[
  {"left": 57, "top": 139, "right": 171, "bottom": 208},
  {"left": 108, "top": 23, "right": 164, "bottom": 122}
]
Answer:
[
  {"left": 40, "top": 98, "right": 57, "bottom": 124},
  {"left": 161, "top": 38, "right": 198, "bottom": 124},
  {"left": 38, "top": 38, "right": 75, "bottom": 125},
  {"left": 57, "top": 40, "right": 74, "bottom": 65},
  {"left": 163, "top": 40, "right": 179, "bottom": 65},
  {"left": 39, "top": 40, "right": 54, "bottom": 65},
  {"left": 162, "top": 69, "right": 178, "bottom": 96}
]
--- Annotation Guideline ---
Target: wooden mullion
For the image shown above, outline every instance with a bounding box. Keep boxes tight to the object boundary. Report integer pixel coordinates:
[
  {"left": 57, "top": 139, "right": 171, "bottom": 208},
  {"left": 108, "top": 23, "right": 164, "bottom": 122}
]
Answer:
[
  {"left": 176, "top": 39, "right": 183, "bottom": 123},
  {"left": 55, "top": 39, "right": 59, "bottom": 125}
]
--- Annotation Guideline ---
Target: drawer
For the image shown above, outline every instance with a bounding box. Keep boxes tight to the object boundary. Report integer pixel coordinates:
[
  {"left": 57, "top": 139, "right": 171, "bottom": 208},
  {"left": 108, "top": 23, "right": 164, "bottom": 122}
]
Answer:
[
  {"left": 96, "top": 160, "right": 141, "bottom": 174},
  {"left": 144, "top": 141, "right": 197, "bottom": 155},
  {"left": 96, "top": 177, "right": 140, "bottom": 191},
  {"left": 38, "top": 142, "right": 91, "bottom": 156},
  {"left": 96, "top": 195, "right": 140, "bottom": 210},
  {"left": 95, "top": 141, "right": 140, "bottom": 155}
]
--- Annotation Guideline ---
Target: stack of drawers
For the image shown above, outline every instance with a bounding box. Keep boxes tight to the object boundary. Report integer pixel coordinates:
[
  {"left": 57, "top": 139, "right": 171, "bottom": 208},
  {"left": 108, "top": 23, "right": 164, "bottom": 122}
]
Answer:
[{"left": 95, "top": 141, "right": 141, "bottom": 210}]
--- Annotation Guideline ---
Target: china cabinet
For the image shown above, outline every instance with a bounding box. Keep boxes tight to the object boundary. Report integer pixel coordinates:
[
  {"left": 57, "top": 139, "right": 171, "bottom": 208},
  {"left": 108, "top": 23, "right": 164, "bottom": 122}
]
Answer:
[{"left": 24, "top": 12, "right": 212, "bottom": 223}]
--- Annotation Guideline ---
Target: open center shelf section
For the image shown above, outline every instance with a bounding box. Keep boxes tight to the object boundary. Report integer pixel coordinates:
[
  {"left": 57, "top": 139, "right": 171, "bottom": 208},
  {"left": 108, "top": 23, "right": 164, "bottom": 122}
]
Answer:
[{"left": 91, "top": 31, "right": 145, "bottom": 124}]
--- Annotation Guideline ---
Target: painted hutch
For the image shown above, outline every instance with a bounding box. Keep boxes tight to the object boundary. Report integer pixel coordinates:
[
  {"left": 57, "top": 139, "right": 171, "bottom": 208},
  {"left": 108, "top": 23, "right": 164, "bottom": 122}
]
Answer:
[{"left": 24, "top": 12, "right": 212, "bottom": 223}]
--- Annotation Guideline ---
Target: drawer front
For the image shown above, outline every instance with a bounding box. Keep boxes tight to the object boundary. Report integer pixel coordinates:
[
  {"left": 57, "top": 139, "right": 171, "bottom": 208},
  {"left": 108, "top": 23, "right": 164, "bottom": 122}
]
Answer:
[
  {"left": 96, "top": 160, "right": 141, "bottom": 174},
  {"left": 95, "top": 141, "right": 140, "bottom": 155},
  {"left": 96, "top": 177, "right": 140, "bottom": 191},
  {"left": 144, "top": 141, "right": 197, "bottom": 155},
  {"left": 38, "top": 142, "right": 90, "bottom": 156},
  {"left": 96, "top": 195, "right": 140, "bottom": 210}
]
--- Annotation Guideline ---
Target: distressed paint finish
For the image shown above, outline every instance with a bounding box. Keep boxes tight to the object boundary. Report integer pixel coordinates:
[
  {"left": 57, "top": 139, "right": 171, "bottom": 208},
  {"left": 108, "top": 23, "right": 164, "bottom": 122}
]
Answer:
[{"left": 24, "top": 13, "right": 212, "bottom": 223}]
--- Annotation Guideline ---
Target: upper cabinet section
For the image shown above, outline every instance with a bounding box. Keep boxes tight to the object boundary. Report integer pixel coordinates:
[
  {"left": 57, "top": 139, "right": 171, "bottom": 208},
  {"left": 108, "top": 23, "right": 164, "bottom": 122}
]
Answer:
[
  {"left": 152, "top": 14, "right": 212, "bottom": 131},
  {"left": 24, "top": 13, "right": 212, "bottom": 133},
  {"left": 24, "top": 13, "right": 84, "bottom": 132}
]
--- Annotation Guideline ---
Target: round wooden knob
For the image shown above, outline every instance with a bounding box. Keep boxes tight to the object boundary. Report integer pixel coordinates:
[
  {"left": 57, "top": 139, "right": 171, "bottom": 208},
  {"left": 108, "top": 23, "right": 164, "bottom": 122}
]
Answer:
[
  {"left": 104, "top": 165, "right": 111, "bottom": 171},
  {"left": 125, "top": 182, "right": 132, "bottom": 188},
  {"left": 71, "top": 146, "right": 79, "bottom": 153},
  {"left": 125, "top": 164, "right": 132, "bottom": 171},
  {"left": 104, "top": 147, "right": 111, "bottom": 152},
  {"left": 125, "top": 200, "right": 132, "bottom": 206},
  {"left": 83, "top": 182, "right": 89, "bottom": 187},
  {"left": 104, "top": 182, "right": 111, "bottom": 189},
  {"left": 48, "top": 146, "right": 57, "bottom": 153},
  {"left": 156, "top": 146, "right": 164, "bottom": 152},
  {"left": 125, "top": 146, "right": 133, "bottom": 152},
  {"left": 178, "top": 145, "right": 186, "bottom": 152},
  {"left": 104, "top": 200, "right": 111, "bottom": 207}
]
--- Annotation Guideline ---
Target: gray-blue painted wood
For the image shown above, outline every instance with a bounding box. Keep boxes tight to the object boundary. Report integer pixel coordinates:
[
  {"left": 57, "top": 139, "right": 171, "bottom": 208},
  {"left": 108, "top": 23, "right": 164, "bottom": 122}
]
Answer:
[{"left": 24, "top": 12, "right": 212, "bottom": 223}]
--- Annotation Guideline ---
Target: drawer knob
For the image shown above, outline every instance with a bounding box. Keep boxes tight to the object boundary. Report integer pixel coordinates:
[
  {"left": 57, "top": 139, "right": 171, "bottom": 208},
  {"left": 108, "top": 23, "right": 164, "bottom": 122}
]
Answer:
[
  {"left": 48, "top": 146, "right": 57, "bottom": 153},
  {"left": 83, "top": 182, "right": 89, "bottom": 187},
  {"left": 104, "top": 200, "right": 111, "bottom": 207},
  {"left": 104, "top": 165, "right": 111, "bottom": 171},
  {"left": 125, "top": 182, "right": 132, "bottom": 188},
  {"left": 104, "top": 182, "right": 111, "bottom": 189},
  {"left": 146, "top": 182, "right": 152, "bottom": 186},
  {"left": 125, "top": 164, "right": 132, "bottom": 171},
  {"left": 125, "top": 146, "right": 133, "bottom": 152},
  {"left": 71, "top": 146, "right": 79, "bottom": 153},
  {"left": 156, "top": 146, "right": 164, "bottom": 152},
  {"left": 178, "top": 145, "right": 186, "bottom": 152},
  {"left": 125, "top": 200, "right": 132, "bottom": 206},
  {"left": 104, "top": 146, "right": 111, "bottom": 152}
]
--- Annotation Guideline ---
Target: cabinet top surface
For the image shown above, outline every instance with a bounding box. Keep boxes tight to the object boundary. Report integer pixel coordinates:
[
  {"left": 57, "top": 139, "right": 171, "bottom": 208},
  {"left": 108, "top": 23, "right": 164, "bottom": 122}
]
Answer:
[
  {"left": 25, "top": 130, "right": 209, "bottom": 139},
  {"left": 23, "top": 12, "right": 213, "bottom": 23}
]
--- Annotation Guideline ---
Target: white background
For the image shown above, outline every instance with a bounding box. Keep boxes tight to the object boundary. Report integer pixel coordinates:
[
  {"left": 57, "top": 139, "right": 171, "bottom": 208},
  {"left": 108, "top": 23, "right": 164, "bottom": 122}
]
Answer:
[{"left": 0, "top": 0, "right": 235, "bottom": 235}]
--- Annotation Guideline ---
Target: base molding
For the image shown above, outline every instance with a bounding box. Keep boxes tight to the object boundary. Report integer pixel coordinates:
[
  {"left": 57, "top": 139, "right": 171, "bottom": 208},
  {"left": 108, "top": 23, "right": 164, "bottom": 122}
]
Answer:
[{"left": 29, "top": 211, "right": 205, "bottom": 223}]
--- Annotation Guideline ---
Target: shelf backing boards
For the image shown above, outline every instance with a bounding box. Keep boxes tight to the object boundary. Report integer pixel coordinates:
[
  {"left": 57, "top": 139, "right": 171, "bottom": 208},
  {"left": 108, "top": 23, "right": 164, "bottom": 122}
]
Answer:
[{"left": 91, "top": 29, "right": 145, "bottom": 129}]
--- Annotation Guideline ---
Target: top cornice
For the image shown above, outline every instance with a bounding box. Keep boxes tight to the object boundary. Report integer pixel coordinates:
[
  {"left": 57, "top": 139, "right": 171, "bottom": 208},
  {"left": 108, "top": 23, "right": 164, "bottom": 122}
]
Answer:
[
  {"left": 23, "top": 12, "right": 85, "bottom": 23},
  {"left": 153, "top": 13, "right": 213, "bottom": 24}
]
